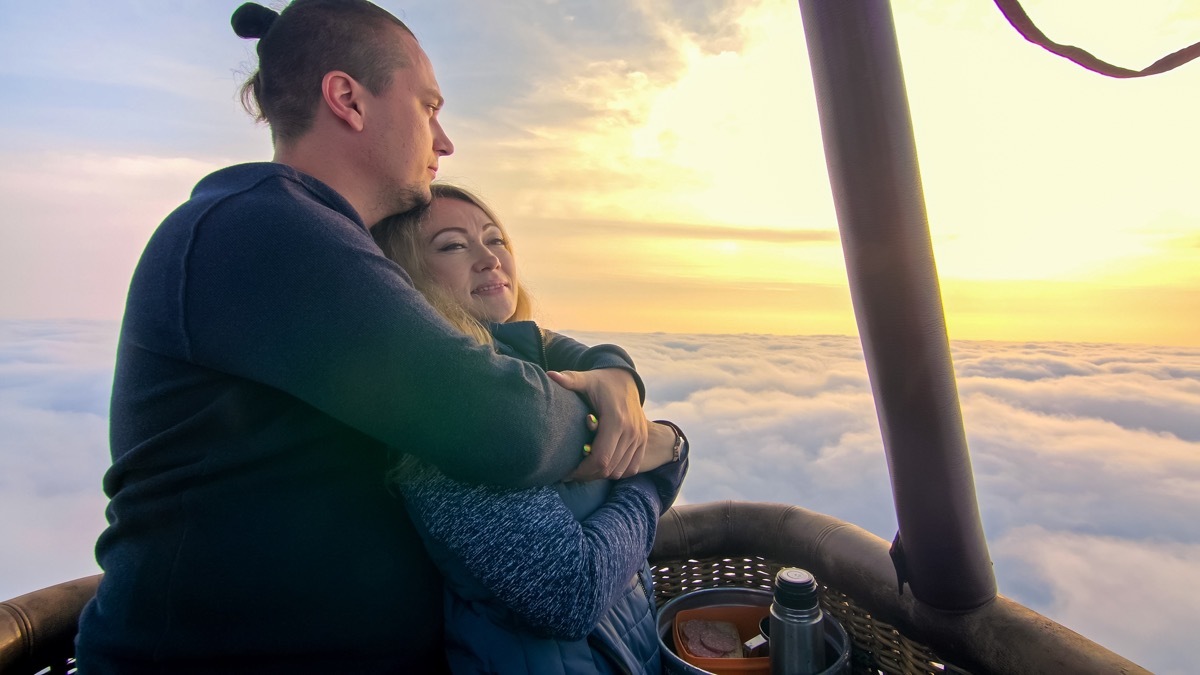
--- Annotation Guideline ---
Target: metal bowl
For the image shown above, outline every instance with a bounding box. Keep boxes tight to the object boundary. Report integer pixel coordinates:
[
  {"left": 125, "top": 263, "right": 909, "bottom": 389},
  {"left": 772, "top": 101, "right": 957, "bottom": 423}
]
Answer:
[{"left": 657, "top": 587, "right": 850, "bottom": 675}]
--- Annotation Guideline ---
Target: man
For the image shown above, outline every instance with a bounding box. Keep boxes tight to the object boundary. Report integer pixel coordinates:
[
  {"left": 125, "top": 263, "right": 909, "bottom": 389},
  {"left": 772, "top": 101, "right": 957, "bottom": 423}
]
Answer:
[{"left": 75, "top": 1, "right": 661, "bottom": 672}]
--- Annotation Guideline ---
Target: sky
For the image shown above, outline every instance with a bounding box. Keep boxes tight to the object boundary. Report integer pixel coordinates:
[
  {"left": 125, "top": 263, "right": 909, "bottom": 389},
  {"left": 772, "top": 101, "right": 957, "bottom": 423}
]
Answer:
[
  {"left": 0, "top": 0, "right": 1198, "bottom": 345},
  {"left": 2, "top": 321, "right": 1198, "bottom": 674},
  {"left": 1, "top": 1, "right": 1198, "bottom": 673}
]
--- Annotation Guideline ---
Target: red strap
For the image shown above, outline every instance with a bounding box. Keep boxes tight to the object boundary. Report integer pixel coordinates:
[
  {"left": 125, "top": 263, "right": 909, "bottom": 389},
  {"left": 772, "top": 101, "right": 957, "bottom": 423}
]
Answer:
[{"left": 993, "top": 0, "right": 1200, "bottom": 78}]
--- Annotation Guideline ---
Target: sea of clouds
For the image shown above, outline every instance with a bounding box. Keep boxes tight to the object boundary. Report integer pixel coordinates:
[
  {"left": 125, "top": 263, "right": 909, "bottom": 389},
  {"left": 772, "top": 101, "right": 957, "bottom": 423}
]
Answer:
[{"left": 2, "top": 320, "right": 1197, "bottom": 674}]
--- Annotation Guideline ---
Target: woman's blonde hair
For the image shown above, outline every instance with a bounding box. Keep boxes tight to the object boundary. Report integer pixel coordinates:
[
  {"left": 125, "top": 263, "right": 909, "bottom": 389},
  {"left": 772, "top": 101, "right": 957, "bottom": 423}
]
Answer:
[{"left": 373, "top": 182, "right": 534, "bottom": 345}]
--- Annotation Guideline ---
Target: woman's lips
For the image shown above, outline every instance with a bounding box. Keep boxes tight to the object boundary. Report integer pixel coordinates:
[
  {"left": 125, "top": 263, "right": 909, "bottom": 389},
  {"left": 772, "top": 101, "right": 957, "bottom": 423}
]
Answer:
[{"left": 472, "top": 281, "right": 509, "bottom": 296}]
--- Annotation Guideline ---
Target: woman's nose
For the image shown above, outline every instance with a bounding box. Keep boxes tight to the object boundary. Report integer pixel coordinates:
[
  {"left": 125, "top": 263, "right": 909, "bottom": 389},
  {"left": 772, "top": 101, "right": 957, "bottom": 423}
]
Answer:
[{"left": 474, "top": 250, "right": 501, "bottom": 271}]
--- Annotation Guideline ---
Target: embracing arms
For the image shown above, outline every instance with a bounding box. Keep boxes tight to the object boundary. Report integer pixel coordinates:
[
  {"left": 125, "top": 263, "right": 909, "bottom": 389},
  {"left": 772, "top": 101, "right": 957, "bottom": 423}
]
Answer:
[{"left": 161, "top": 175, "right": 640, "bottom": 487}]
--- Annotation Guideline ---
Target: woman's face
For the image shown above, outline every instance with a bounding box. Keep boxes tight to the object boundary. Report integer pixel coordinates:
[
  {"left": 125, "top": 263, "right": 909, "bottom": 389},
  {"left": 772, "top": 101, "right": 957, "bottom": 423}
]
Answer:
[{"left": 421, "top": 196, "right": 519, "bottom": 323}]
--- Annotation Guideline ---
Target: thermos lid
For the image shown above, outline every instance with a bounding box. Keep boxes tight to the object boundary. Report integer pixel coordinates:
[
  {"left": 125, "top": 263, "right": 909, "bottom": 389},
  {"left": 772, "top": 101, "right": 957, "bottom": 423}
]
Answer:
[{"left": 774, "top": 567, "right": 819, "bottom": 610}]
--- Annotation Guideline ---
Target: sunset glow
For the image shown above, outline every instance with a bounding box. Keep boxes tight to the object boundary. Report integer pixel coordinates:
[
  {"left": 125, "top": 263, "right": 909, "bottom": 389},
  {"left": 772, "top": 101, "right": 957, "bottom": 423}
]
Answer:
[
  {"left": 3, "top": 1, "right": 1197, "bottom": 345},
  {"left": 429, "top": 0, "right": 1200, "bottom": 344}
]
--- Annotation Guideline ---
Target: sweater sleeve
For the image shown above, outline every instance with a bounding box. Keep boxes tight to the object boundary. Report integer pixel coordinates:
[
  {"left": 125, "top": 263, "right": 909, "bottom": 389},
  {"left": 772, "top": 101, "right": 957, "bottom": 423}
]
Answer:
[
  {"left": 542, "top": 330, "right": 646, "bottom": 404},
  {"left": 169, "top": 176, "right": 589, "bottom": 488},
  {"left": 396, "top": 460, "right": 665, "bottom": 640}
]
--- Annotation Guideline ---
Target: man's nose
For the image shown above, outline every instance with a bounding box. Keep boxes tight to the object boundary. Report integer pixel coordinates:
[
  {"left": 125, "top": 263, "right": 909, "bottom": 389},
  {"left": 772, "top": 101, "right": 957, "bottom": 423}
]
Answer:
[{"left": 434, "top": 121, "right": 454, "bottom": 157}]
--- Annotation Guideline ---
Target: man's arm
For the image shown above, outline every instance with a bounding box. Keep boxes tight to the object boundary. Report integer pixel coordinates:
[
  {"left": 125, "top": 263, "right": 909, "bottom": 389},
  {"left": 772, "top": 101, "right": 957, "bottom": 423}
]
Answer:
[{"left": 175, "top": 181, "right": 586, "bottom": 488}]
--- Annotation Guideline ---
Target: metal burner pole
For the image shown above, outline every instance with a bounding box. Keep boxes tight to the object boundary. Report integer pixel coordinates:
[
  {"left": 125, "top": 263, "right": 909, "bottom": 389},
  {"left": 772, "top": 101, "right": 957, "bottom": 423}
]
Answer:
[{"left": 797, "top": 0, "right": 996, "bottom": 610}]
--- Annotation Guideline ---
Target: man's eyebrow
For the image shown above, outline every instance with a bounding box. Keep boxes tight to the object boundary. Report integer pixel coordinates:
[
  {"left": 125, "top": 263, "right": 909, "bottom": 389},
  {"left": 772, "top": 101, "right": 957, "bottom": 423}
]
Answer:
[{"left": 427, "top": 90, "right": 445, "bottom": 108}]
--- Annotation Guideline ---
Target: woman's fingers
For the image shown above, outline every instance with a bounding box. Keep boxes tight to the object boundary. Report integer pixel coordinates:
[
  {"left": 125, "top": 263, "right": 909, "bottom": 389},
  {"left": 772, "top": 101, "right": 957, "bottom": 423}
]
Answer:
[{"left": 550, "top": 369, "right": 647, "bottom": 480}]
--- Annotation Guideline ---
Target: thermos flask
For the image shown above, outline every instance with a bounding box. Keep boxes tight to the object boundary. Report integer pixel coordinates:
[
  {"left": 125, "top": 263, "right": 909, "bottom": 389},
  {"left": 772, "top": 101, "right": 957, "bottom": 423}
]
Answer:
[{"left": 769, "top": 567, "right": 826, "bottom": 675}]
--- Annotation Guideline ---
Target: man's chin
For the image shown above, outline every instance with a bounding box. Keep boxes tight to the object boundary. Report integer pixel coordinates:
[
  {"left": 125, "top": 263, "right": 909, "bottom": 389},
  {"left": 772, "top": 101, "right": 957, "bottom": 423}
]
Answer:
[{"left": 389, "top": 184, "right": 432, "bottom": 218}]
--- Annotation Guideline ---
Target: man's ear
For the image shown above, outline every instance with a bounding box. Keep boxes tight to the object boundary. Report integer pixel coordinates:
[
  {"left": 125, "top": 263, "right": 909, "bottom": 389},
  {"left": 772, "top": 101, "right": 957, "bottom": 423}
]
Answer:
[{"left": 321, "top": 71, "right": 366, "bottom": 132}]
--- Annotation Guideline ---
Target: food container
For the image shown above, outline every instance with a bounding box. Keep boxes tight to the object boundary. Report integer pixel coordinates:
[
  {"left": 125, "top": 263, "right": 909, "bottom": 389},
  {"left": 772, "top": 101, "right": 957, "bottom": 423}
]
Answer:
[
  {"left": 657, "top": 587, "right": 851, "bottom": 675},
  {"left": 673, "top": 604, "right": 771, "bottom": 674}
]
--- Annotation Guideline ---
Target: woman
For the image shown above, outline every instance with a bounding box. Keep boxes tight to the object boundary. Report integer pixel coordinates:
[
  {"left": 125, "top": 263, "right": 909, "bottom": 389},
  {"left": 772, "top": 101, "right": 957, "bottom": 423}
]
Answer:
[{"left": 373, "top": 183, "right": 689, "bottom": 674}]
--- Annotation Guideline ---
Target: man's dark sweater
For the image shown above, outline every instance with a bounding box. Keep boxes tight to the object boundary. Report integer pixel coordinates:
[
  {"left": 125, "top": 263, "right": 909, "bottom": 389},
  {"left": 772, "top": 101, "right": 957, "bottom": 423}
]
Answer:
[{"left": 75, "top": 163, "right": 638, "bottom": 674}]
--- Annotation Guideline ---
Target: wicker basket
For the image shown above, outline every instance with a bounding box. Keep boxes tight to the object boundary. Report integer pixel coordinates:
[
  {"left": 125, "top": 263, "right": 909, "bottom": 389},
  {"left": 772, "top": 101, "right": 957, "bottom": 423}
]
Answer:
[
  {"left": 0, "top": 574, "right": 98, "bottom": 675},
  {"left": 3, "top": 502, "right": 1150, "bottom": 675},
  {"left": 650, "top": 555, "right": 955, "bottom": 675},
  {"left": 647, "top": 501, "right": 1153, "bottom": 675}
]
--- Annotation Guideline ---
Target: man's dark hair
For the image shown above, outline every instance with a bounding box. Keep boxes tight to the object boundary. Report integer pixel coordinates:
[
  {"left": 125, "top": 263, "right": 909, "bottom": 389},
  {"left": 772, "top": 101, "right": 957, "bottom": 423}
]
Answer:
[{"left": 232, "top": 0, "right": 415, "bottom": 143}]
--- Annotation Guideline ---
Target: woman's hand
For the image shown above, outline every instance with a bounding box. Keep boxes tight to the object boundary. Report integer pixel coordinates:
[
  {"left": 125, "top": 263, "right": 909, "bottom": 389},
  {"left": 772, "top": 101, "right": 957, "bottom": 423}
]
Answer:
[
  {"left": 581, "top": 414, "right": 677, "bottom": 472},
  {"left": 546, "top": 369, "right": 648, "bottom": 480},
  {"left": 638, "top": 422, "right": 680, "bottom": 472}
]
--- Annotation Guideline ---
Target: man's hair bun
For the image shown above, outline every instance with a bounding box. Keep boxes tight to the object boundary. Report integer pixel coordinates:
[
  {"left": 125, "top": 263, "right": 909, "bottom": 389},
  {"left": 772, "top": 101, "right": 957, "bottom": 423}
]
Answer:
[{"left": 231, "top": 3, "right": 279, "bottom": 39}]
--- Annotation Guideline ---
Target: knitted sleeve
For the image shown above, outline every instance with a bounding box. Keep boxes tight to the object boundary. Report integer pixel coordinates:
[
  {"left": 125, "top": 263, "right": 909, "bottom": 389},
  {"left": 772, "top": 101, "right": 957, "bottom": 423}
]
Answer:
[{"left": 396, "top": 460, "right": 664, "bottom": 640}]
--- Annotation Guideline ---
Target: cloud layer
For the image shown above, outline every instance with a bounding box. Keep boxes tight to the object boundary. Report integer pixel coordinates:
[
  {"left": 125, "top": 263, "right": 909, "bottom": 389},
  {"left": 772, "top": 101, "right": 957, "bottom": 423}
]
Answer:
[
  {"left": 3, "top": 321, "right": 1196, "bottom": 672},
  {"left": 572, "top": 329, "right": 1200, "bottom": 674},
  {"left": 0, "top": 321, "right": 116, "bottom": 597}
]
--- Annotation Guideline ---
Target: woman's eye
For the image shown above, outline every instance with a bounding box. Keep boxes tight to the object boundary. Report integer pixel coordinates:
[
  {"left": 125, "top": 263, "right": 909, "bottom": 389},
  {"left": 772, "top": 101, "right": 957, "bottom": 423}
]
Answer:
[
  {"left": 438, "top": 242, "right": 466, "bottom": 252},
  {"left": 488, "top": 238, "right": 507, "bottom": 247}
]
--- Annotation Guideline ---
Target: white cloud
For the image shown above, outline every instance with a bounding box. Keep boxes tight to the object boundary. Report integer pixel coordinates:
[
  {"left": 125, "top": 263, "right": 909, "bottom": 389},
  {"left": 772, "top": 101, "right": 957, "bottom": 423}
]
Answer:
[
  {"left": 2, "top": 323, "right": 1198, "bottom": 674},
  {"left": 573, "top": 330, "right": 1200, "bottom": 673},
  {"left": 993, "top": 527, "right": 1200, "bottom": 675},
  {"left": 0, "top": 320, "right": 116, "bottom": 597}
]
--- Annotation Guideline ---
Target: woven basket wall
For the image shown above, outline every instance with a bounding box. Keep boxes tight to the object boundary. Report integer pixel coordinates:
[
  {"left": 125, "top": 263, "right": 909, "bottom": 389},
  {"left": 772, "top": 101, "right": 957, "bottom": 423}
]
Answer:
[{"left": 651, "top": 555, "right": 966, "bottom": 675}]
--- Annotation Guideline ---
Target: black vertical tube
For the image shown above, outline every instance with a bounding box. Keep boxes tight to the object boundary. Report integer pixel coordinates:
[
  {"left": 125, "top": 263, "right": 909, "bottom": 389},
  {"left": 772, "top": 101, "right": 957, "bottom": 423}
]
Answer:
[{"left": 796, "top": 0, "right": 997, "bottom": 610}]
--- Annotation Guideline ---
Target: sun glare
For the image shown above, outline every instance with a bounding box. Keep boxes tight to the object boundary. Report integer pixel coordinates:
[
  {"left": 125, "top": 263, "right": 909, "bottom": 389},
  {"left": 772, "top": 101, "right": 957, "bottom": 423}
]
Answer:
[{"left": 480, "top": 0, "right": 1199, "bottom": 344}]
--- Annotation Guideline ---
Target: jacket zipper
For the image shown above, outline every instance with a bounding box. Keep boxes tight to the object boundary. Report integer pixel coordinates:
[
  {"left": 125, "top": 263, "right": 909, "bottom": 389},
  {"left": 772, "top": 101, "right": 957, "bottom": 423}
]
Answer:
[
  {"left": 586, "top": 571, "right": 651, "bottom": 675},
  {"left": 536, "top": 327, "right": 549, "bottom": 371},
  {"left": 635, "top": 573, "right": 651, "bottom": 603}
]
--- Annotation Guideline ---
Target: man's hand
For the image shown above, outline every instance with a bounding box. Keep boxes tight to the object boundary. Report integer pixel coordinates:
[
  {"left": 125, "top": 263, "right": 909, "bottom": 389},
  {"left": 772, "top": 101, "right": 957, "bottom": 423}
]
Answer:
[{"left": 546, "top": 369, "right": 648, "bottom": 480}]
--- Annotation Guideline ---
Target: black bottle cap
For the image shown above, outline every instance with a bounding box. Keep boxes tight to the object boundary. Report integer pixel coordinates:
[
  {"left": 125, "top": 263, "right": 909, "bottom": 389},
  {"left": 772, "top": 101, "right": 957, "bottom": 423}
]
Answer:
[{"left": 774, "top": 567, "right": 819, "bottom": 610}]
